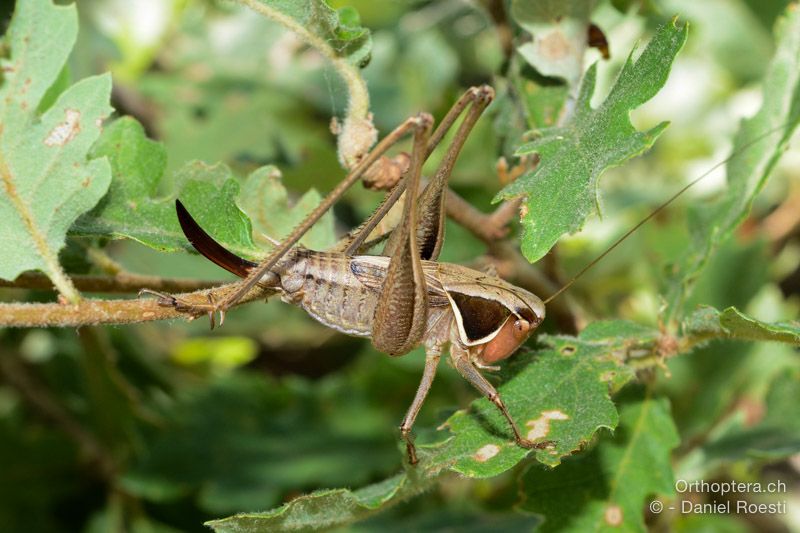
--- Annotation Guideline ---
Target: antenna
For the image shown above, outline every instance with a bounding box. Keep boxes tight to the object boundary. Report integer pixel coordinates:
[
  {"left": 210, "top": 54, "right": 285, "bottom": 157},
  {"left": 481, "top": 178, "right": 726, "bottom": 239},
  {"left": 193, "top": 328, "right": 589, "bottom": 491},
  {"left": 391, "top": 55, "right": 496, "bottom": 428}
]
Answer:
[{"left": 543, "top": 123, "right": 794, "bottom": 305}]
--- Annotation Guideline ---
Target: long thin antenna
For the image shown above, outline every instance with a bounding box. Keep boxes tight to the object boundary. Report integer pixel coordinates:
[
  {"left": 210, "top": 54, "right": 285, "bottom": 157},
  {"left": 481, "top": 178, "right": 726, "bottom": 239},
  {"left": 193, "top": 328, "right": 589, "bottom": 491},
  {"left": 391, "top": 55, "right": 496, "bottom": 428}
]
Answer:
[{"left": 543, "top": 123, "right": 793, "bottom": 305}]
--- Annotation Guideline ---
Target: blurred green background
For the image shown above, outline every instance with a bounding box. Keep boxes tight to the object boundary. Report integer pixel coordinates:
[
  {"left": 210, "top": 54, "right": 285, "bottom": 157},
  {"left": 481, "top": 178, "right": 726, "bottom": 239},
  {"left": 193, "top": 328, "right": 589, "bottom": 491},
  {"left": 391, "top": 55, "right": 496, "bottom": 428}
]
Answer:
[{"left": 1, "top": 0, "right": 798, "bottom": 531}]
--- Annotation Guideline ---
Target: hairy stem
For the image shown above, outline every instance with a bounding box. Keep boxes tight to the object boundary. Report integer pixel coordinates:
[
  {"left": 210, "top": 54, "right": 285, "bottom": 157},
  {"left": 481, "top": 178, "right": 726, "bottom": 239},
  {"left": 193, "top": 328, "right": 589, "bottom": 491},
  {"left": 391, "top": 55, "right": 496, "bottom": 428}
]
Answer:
[
  {"left": 0, "top": 283, "right": 275, "bottom": 328},
  {"left": 234, "top": 0, "right": 375, "bottom": 168}
]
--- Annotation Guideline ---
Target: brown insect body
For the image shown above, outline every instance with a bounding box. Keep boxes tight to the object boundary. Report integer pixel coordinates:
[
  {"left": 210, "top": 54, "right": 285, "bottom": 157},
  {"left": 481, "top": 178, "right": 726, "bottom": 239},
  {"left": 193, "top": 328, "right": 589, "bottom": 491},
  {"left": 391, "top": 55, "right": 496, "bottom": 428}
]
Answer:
[
  {"left": 278, "top": 251, "right": 544, "bottom": 362},
  {"left": 178, "top": 216, "right": 545, "bottom": 364},
  {"left": 164, "top": 87, "right": 551, "bottom": 464},
  {"left": 157, "top": 83, "right": 789, "bottom": 465}
]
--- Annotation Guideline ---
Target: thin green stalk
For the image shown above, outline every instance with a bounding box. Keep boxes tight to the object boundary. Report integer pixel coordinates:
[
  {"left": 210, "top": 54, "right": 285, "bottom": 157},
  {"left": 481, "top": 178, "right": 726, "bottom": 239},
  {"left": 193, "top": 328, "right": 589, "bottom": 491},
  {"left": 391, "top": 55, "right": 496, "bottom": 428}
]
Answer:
[{"left": 234, "top": 0, "right": 375, "bottom": 168}]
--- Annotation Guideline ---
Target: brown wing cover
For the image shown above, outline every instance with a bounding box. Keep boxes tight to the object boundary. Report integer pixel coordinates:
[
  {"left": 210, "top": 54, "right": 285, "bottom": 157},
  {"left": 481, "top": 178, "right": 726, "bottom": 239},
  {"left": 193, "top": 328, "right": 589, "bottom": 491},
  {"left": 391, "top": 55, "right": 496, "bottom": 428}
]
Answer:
[
  {"left": 175, "top": 200, "right": 257, "bottom": 278},
  {"left": 351, "top": 258, "right": 450, "bottom": 307}
]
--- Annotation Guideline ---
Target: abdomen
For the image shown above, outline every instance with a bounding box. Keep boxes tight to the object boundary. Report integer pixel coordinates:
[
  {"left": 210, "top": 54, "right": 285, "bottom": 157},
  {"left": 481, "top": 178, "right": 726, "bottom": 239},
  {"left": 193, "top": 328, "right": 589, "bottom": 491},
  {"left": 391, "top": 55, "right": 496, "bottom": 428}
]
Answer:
[{"left": 286, "top": 252, "right": 378, "bottom": 337}]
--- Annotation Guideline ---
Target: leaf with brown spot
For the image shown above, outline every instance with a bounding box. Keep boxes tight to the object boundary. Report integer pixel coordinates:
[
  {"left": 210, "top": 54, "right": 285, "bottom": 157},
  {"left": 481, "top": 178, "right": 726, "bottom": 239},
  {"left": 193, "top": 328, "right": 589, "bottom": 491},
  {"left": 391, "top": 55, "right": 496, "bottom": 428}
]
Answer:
[
  {"left": 473, "top": 444, "right": 501, "bottom": 462},
  {"left": 497, "top": 20, "right": 688, "bottom": 264},
  {"left": 518, "top": 388, "right": 679, "bottom": 532},
  {"left": 430, "top": 334, "right": 621, "bottom": 476},
  {"left": 526, "top": 410, "right": 569, "bottom": 441},
  {"left": 206, "top": 322, "right": 658, "bottom": 530},
  {"left": 0, "top": 0, "right": 112, "bottom": 301}
]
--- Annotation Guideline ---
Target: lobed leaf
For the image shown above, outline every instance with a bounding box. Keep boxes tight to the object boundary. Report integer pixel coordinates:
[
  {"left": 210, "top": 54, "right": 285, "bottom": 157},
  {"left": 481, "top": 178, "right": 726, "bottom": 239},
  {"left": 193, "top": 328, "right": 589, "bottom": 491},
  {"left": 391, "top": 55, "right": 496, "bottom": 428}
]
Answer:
[
  {"left": 667, "top": 5, "right": 800, "bottom": 316},
  {"left": 0, "top": 0, "right": 112, "bottom": 298},
  {"left": 207, "top": 326, "right": 652, "bottom": 531},
  {"left": 518, "top": 389, "right": 679, "bottom": 532},
  {"left": 73, "top": 117, "right": 335, "bottom": 258},
  {"left": 684, "top": 306, "right": 800, "bottom": 345},
  {"left": 72, "top": 117, "right": 256, "bottom": 257},
  {"left": 426, "top": 335, "right": 622, "bottom": 475},
  {"left": 496, "top": 20, "right": 687, "bottom": 264}
]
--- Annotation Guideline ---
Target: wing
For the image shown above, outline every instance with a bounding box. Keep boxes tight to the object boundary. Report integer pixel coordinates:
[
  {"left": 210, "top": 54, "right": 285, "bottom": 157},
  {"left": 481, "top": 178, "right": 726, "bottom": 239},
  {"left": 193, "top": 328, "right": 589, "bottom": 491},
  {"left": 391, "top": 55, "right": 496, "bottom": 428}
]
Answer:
[{"left": 350, "top": 256, "right": 449, "bottom": 307}]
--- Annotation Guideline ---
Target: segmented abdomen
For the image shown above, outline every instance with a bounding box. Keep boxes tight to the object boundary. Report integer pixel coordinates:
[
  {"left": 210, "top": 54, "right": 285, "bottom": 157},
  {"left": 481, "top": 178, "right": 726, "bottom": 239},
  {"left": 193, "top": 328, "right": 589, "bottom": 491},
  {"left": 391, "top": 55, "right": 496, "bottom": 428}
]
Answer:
[{"left": 291, "top": 252, "right": 377, "bottom": 337}]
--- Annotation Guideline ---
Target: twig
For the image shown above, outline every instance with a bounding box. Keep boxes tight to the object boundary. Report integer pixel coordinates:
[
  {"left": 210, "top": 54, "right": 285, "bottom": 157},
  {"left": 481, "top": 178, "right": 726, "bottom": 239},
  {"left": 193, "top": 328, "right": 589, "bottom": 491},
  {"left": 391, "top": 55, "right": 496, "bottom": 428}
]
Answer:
[
  {"left": 480, "top": 0, "right": 514, "bottom": 61},
  {"left": 0, "top": 282, "right": 276, "bottom": 328},
  {"left": 445, "top": 190, "right": 520, "bottom": 243},
  {"left": 1, "top": 271, "right": 223, "bottom": 294},
  {"left": 762, "top": 185, "right": 800, "bottom": 243}
]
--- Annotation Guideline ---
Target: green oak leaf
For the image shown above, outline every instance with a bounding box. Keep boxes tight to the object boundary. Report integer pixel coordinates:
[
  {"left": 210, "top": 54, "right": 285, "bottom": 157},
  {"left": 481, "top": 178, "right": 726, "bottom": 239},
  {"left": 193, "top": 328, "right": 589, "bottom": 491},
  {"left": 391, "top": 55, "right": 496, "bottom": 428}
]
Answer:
[
  {"left": 72, "top": 117, "right": 256, "bottom": 257},
  {"left": 496, "top": 19, "right": 687, "bottom": 264},
  {"left": 239, "top": 166, "right": 336, "bottom": 251},
  {"left": 207, "top": 325, "right": 652, "bottom": 531},
  {"left": 667, "top": 5, "right": 800, "bottom": 316},
  {"left": 684, "top": 306, "right": 800, "bottom": 345},
  {"left": 207, "top": 474, "right": 407, "bottom": 532},
  {"left": 518, "top": 389, "right": 679, "bottom": 532},
  {"left": 0, "top": 0, "right": 112, "bottom": 299},
  {"left": 74, "top": 117, "right": 336, "bottom": 258},
  {"left": 245, "top": 0, "right": 371, "bottom": 68},
  {"left": 208, "top": 474, "right": 542, "bottom": 532},
  {"left": 426, "top": 335, "right": 622, "bottom": 475},
  {"left": 209, "top": 475, "right": 542, "bottom": 532}
]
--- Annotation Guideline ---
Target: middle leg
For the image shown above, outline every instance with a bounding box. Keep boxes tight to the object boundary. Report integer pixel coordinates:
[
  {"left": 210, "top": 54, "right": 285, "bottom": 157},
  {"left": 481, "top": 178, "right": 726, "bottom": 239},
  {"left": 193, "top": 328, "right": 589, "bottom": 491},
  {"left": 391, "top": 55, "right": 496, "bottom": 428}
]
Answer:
[{"left": 452, "top": 352, "right": 552, "bottom": 450}]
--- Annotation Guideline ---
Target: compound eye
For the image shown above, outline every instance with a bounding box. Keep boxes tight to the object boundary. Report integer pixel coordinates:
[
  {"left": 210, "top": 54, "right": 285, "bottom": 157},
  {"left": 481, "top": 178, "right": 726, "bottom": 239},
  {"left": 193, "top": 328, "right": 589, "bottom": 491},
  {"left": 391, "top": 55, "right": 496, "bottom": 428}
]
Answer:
[
  {"left": 513, "top": 319, "right": 531, "bottom": 339},
  {"left": 511, "top": 319, "right": 532, "bottom": 342}
]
